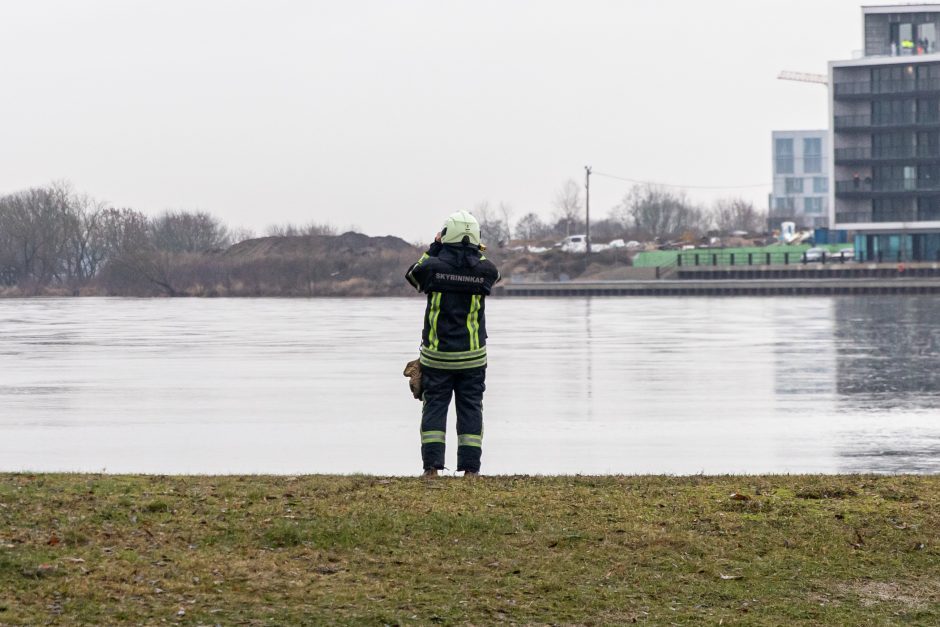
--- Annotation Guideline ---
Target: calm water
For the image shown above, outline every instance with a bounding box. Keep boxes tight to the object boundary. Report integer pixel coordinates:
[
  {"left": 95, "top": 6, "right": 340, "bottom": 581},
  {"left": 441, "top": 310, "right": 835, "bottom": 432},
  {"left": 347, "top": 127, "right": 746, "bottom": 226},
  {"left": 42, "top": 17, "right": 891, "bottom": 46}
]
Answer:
[{"left": 1, "top": 296, "right": 939, "bottom": 475}]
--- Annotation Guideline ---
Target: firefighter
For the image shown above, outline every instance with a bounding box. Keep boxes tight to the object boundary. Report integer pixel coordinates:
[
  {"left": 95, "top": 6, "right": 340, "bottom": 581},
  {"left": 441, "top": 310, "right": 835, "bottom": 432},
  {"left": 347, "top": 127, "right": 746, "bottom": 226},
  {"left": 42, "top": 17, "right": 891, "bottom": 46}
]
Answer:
[{"left": 405, "top": 211, "right": 500, "bottom": 477}]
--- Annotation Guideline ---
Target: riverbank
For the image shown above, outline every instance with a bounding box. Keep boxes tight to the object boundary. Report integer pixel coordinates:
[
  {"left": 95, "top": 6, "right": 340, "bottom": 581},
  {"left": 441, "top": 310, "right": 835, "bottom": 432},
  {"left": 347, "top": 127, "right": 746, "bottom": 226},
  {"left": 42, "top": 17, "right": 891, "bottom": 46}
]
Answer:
[{"left": 2, "top": 474, "right": 938, "bottom": 624}]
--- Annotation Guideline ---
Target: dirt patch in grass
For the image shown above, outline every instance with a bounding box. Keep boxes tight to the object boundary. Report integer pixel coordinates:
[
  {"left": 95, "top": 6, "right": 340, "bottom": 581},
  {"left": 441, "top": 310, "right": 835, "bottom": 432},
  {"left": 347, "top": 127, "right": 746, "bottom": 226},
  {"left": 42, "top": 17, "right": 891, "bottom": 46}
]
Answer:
[
  {"left": 795, "top": 485, "right": 858, "bottom": 500},
  {"left": 837, "top": 580, "right": 940, "bottom": 609}
]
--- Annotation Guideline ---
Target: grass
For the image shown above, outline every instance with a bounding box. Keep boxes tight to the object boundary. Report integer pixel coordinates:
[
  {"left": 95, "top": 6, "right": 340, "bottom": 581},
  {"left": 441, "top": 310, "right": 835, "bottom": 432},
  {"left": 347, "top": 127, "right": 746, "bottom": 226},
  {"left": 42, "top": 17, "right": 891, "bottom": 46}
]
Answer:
[{"left": 1, "top": 474, "right": 939, "bottom": 625}]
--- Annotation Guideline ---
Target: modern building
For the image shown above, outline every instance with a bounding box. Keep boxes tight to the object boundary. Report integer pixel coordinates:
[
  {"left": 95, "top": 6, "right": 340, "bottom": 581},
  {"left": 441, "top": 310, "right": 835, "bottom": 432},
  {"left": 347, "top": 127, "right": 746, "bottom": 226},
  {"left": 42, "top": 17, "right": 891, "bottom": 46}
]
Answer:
[
  {"left": 770, "top": 130, "right": 830, "bottom": 229},
  {"left": 831, "top": 4, "right": 940, "bottom": 261}
]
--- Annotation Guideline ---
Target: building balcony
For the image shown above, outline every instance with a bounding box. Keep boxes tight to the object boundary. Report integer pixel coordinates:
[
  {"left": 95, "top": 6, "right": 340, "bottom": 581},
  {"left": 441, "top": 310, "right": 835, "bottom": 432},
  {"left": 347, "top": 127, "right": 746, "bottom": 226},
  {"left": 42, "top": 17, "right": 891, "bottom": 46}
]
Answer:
[
  {"left": 833, "top": 77, "right": 940, "bottom": 98},
  {"left": 833, "top": 113, "right": 940, "bottom": 131},
  {"left": 835, "top": 211, "right": 873, "bottom": 223},
  {"left": 833, "top": 145, "right": 940, "bottom": 164},
  {"left": 836, "top": 208, "right": 940, "bottom": 223},
  {"left": 835, "top": 179, "right": 940, "bottom": 195}
]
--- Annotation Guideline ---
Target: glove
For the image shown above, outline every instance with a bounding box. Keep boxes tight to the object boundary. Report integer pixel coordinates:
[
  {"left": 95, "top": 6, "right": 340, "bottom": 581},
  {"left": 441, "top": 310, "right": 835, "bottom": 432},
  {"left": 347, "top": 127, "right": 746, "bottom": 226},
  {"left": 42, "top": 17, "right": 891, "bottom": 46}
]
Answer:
[{"left": 403, "top": 359, "right": 423, "bottom": 400}]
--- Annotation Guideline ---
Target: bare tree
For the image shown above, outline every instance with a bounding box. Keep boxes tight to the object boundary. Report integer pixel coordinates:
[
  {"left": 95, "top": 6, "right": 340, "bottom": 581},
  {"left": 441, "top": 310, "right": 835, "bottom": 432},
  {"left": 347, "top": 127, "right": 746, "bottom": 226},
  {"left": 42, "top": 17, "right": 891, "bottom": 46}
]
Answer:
[
  {"left": 499, "top": 202, "right": 514, "bottom": 242},
  {"left": 473, "top": 201, "right": 510, "bottom": 247},
  {"left": 712, "top": 198, "right": 766, "bottom": 234},
  {"left": 229, "top": 227, "right": 257, "bottom": 244},
  {"left": 553, "top": 179, "right": 583, "bottom": 236},
  {"left": 515, "top": 212, "right": 548, "bottom": 240},
  {"left": 589, "top": 218, "right": 624, "bottom": 241},
  {"left": 62, "top": 192, "right": 110, "bottom": 282},
  {"left": 265, "top": 221, "right": 337, "bottom": 237},
  {"left": 265, "top": 223, "right": 302, "bottom": 237},
  {"left": 96, "top": 208, "right": 179, "bottom": 295},
  {"left": 615, "top": 184, "right": 708, "bottom": 241},
  {"left": 150, "top": 211, "right": 230, "bottom": 253},
  {"left": 0, "top": 184, "right": 73, "bottom": 285}
]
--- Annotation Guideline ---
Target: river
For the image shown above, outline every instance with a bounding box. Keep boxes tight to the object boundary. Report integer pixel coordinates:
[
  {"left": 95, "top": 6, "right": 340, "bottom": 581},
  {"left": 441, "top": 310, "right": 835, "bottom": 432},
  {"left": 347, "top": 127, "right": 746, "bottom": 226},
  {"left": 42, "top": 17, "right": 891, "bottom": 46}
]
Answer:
[{"left": 1, "top": 296, "right": 938, "bottom": 475}]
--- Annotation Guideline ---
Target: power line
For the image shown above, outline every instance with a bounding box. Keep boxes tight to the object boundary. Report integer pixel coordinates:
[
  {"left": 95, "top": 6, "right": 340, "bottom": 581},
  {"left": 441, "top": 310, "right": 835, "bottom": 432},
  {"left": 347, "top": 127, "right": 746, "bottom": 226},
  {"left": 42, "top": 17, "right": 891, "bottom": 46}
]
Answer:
[{"left": 593, "top": 171, "right": 771, "bottom": 190}]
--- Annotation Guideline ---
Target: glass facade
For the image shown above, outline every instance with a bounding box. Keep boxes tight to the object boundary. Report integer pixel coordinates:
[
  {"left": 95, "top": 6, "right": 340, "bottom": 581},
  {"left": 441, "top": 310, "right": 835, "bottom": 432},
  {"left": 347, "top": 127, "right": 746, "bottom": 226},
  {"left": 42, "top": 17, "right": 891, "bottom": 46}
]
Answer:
[
  {"left": 804, "top": 138, "right": 822, "bottom": 172},
  {"left": 804, "top": 197, "right": 824, "bottom": 214},
  {"left": 771, "top": 130, "right": 827, "bottom": 228},
  {"left": 773, "top": 196, "right": 795, "bottom": 211},
  {"left": 889, "top": 21, "right": 937, "bottom": 56},
  {"left": 867, "top": 131, "right": 940, "bottom": 159},
  {"left": 785, "top": 177, "right": 803, "bottom": 193},
  {"left": 775, "top": 138, "right": 794, "bottom": 174},
  {"left": 855, "top": 233, "right": 940, "bottom": 261},
  {"left": 834, "top": 9, "right": 940, "bottom": 259}
]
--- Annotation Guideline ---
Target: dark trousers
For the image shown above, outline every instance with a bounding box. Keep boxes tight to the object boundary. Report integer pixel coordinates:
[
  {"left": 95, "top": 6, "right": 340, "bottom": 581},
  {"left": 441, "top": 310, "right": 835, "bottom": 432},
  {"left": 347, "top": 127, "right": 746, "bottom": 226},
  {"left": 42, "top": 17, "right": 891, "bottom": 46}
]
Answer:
[{"left": 420, "top": 366, "right": 485, "bottom": 472}]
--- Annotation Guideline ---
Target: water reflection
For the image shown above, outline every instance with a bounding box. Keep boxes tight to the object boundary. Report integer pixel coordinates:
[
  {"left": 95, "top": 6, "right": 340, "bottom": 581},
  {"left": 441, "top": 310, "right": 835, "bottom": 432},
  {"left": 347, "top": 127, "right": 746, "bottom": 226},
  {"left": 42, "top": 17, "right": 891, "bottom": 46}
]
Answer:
[
  {"left": 835, "top": 297, "right": 940, "bottom": 406},
  {"left": 0, "top": 297, "right": 938, "bottom": 474},
  {"left": 830, "top": 296, "right": 940, "bottom": 472}
]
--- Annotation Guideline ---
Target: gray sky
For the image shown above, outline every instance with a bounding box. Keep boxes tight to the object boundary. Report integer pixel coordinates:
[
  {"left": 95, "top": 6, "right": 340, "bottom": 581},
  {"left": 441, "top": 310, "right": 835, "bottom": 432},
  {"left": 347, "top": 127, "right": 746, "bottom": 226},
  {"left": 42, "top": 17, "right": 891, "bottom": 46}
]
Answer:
[{"left": 0, "top": 0, "right": 865, "bottom": 242}]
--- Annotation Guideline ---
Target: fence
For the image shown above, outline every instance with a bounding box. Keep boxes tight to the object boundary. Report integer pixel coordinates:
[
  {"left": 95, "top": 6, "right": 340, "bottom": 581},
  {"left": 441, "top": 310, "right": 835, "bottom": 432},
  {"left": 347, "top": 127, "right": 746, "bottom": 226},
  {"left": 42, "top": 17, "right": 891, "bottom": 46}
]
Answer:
[{"left": 674, "top": 249, "right": 854, "bottom": 268}]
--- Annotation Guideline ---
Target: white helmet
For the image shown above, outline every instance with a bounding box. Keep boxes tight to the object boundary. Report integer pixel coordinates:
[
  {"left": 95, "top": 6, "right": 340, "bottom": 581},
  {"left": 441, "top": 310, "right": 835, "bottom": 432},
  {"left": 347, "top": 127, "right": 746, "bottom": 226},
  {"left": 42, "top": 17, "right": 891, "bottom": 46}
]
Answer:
[{"left": 440, "top": 210, "right": 482, "bottom": 247}]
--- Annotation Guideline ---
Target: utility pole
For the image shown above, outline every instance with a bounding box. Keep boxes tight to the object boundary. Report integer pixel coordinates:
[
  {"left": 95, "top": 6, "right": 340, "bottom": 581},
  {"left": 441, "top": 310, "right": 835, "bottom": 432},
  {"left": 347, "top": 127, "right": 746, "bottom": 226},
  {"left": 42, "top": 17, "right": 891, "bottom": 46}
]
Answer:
[{"left": 585, "top": 165, "right": 592, "bottom": 254}]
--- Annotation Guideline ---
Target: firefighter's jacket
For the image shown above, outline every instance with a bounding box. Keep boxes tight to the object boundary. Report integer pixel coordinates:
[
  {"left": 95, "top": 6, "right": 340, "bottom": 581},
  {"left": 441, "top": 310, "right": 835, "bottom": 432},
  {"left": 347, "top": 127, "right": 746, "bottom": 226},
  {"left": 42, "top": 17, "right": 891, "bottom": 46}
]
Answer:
[{"left": 405, "top": 242, "right": 500, "bottom": 370}]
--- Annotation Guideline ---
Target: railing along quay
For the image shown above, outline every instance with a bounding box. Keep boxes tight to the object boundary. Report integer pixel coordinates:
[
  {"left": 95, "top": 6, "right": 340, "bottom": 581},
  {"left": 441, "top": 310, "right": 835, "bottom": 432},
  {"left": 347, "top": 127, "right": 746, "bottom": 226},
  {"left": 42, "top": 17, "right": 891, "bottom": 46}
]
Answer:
[
  {"left": 678, "top": 263, "right": 940, "bottom": 280},
  {"left": 499, "top": 276, "right": 940, "bottom": 297}
]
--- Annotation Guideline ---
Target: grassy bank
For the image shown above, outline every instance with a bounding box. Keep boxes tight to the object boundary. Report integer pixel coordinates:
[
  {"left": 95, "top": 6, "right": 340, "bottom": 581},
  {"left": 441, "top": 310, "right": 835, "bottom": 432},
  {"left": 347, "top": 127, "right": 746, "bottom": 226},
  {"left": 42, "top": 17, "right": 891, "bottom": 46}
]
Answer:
[{"left": 2, "top": 474, "right": 939, "bottom": 625}]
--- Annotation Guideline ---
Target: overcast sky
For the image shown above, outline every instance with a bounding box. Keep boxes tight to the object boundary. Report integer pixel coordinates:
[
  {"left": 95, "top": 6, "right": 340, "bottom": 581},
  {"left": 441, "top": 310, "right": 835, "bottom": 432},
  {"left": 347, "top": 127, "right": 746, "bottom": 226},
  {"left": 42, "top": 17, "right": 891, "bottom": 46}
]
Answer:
[{"left": 0, "top": 1, "right": 866, "bottom": 242}]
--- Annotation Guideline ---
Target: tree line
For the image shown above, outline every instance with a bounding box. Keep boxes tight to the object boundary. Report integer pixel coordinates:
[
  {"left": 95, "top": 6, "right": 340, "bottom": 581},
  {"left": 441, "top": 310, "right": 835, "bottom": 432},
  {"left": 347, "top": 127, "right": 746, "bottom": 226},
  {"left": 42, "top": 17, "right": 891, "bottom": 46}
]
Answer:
[
  {"left": 0, "top": 183, "right": 234, "bottom": 293},
  {"left": 0, "top": 182, "right": 423, "bottom": 297},
  {"left": 0, "top": 180, "right": 768, "bottom": 295},
  {"left": 474, "top": 180, "right": 767, "bottom": 247}
]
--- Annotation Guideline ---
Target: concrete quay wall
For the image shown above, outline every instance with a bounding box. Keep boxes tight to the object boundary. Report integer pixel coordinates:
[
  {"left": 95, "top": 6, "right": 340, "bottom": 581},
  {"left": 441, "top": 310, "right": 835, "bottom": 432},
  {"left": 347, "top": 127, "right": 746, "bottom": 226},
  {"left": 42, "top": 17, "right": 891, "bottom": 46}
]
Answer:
[{"left": 499, "top": 278, "right": 940, "bottom": 297}]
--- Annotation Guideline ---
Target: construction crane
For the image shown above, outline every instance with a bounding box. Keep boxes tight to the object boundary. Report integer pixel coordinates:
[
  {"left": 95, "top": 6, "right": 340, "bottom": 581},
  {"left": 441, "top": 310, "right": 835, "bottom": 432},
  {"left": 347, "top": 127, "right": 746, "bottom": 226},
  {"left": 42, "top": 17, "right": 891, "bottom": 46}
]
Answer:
[{"left": 778, "top": 71, "right": 829, "bottom": 86}]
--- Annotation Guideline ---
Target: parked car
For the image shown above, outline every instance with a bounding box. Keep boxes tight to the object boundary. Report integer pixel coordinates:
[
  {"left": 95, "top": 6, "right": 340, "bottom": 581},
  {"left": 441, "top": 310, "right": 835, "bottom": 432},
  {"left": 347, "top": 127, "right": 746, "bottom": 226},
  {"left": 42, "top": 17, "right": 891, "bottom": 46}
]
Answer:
[
  {"left": 828, "top": 247, "right": 855, "bottom": 262},
  {"left": 557, "top": 235, "right": 587, "bottom": 253},
  {"left": 804, "top": 247, "right": 827, "bottom": 262}
]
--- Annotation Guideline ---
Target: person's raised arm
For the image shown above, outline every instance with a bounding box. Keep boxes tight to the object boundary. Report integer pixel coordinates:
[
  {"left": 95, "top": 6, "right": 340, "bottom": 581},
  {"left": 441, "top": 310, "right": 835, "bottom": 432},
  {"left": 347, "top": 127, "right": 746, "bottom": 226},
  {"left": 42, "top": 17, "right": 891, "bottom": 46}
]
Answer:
[{"left": 405, "top": 234, "right": 443, "bottom": 291}]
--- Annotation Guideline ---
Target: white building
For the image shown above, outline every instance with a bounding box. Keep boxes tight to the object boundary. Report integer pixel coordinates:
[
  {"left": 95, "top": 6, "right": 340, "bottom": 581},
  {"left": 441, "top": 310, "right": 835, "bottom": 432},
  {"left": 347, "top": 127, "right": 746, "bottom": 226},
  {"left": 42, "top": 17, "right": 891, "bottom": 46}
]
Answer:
[{"left": 770, "top": 129, "right": 830, "bottom": 229}]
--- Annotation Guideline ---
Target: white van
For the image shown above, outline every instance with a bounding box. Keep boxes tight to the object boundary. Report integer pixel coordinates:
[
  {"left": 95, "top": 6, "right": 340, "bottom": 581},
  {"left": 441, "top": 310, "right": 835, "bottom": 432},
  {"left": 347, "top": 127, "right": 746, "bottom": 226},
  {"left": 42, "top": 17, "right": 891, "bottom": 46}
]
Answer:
[{"left": 558, "top": 234, "right": 587, "bottom": 253}]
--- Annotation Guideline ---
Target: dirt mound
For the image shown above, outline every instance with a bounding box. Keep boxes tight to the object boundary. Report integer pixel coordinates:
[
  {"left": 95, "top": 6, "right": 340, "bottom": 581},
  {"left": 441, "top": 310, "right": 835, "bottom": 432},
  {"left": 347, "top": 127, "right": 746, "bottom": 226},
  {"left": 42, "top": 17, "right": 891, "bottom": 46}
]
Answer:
[
  {"left": 490, "top": 247, "right": 635, "bottom": 282},
  {"left": 224, "top": 232, "right": 418, "bottom": 259}
]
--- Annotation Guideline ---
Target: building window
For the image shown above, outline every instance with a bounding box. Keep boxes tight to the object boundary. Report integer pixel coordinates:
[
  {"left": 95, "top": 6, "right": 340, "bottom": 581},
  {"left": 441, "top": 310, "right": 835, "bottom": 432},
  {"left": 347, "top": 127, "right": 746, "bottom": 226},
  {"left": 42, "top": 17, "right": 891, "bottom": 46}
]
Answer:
[
  {"left": 804, "top": 138, "right": 822, "bottom": 173},
  {"left": 813, "top": 177, "right": 828, "bottom": 193},
  {"left": 775, "top": 138, "right": 794, "bottom": 174},
  {"left": 785, "top": 177, "right": 803, "bottom": 193},
  {"left": 873, "top": 197, "right": 915, "bottom": 222},
  {"left": 919, "top": 197, "right": 940, "bottom": 220},
  {"left": 918, "top": 130, "right": 940, "bottom": 158},
  {"left": 874, "top": 165, "right": 917, "bottom": 191},
  {"left": 804, "top": 197, "right": 824, "bottom": 214},
  {"left": 888, "top": 23, "right": 934, "bottom": 55},
  {"left": 890, "top": 23, "right": 916, "bottom": 56},
  {"left": 873, "top": 64, "right": 915, "bottom": 94},
  {"left": 873, "top": 98, "right": 915, "bottom": 125},
  {"left": 918, "top": 24, "right": 937, "bottom": 55},
  {"left": 774, "top": 197, "right": 794, "bottom": 211},
  {"left": 917, "top": 97, "right": 940, "bottom": 124},
  {"left": 874, "top": 131, "right": 917, "bottom": 159}
]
